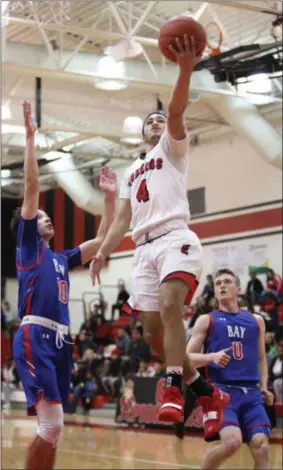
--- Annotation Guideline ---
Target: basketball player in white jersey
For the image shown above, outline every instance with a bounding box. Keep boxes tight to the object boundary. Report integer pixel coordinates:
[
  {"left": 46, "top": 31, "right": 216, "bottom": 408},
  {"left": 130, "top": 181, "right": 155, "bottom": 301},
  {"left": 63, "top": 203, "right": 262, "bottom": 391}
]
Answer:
[{"left": 90, "top": 34, "right": 229, "bottom": 439}]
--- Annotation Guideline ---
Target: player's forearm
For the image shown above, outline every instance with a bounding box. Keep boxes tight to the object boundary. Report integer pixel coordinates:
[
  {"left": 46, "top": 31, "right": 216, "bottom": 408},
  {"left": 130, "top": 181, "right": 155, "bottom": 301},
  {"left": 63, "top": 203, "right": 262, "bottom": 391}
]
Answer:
[
  {"left": 168, "top": 65, "right": 194, "bottom": 116},
  {"left": 24, "top": 136, "right": 39, "bottom": 184},
  {"left": 187, "top": 352, "right": 216, "bottom": 368},
  {"left": 98, "top": 218, "right": 129, "bottom": 258},
  {"left": 258, "top": 357, "right": 269, "bottom": 390},
  {"left": 96, "top": 194, "right": 116, "bottom": 241}
]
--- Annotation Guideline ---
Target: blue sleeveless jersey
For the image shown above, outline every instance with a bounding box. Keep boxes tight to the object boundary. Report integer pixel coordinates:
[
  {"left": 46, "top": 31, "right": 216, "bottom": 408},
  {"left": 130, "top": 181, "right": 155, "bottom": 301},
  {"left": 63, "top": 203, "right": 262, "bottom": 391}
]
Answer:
[
  {"left": 206, "top": 309, "right": 259, "bottom": 385},
  {"left": 16, "top": 216, "right": 81, "bottom": 326}
]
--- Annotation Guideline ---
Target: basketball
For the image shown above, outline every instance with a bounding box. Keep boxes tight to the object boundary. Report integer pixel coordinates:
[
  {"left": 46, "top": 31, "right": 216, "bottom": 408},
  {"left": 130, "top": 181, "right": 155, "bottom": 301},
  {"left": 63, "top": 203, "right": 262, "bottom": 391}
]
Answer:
[{"left": 158, "top": 17, "right": 207, "bottom": 63}]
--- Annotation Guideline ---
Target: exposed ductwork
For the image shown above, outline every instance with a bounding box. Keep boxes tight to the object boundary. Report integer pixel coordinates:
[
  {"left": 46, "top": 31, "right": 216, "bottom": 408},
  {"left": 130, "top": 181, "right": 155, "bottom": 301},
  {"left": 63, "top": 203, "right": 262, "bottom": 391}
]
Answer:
[{"left": 47, "top": 155, "right": 105, "bottom": 215}]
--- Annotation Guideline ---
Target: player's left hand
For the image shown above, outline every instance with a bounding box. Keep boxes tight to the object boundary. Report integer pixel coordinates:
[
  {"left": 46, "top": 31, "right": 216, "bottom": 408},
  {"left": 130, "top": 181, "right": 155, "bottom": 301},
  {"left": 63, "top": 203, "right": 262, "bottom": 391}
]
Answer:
[
  {"left": 261, "top": 388, "right": 274, "bottom": 406},
  {"left": 89, "top": 252, "right": 105, "bottom": 286},
  {"left": 99, "top": 166, "right": 117, "bottom": 197},
  {"left": 169, "top": 35, "right": 199, "bottom": 70}
]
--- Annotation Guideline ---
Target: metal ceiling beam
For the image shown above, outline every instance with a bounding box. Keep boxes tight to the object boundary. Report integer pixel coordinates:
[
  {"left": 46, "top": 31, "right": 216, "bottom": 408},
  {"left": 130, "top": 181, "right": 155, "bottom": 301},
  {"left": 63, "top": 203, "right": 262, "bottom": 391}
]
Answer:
[
  {"left": 130, "top": 1, "right": 158, "bottom": 36},
  {"left": 107, "top": 1, "right": 128, "bottom": 35}
]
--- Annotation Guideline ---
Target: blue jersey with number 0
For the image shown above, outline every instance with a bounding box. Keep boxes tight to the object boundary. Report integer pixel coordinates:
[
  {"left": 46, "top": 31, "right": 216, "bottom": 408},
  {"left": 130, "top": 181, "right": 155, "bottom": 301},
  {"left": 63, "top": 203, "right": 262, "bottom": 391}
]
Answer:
[
  {"left": 16, "top": 216, "right": 81, "bottom": 326},
  {"left": 205, "top": 309, "right": 260, "bottom": 385}
]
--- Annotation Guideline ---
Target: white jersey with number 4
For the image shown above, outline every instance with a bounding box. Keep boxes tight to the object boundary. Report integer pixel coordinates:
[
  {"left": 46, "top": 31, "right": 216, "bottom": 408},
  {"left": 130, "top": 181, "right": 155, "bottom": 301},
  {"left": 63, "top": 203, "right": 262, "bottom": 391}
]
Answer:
[{"left": 119, "top": 129, "right": 191, "bottom": 243}]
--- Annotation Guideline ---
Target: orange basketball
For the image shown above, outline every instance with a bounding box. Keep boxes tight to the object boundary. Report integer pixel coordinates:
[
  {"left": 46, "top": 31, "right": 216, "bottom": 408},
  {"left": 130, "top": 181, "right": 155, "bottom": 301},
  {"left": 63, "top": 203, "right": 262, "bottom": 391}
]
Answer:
[{"left": 158, "top": 17, "right": 207, "bottom": 63}]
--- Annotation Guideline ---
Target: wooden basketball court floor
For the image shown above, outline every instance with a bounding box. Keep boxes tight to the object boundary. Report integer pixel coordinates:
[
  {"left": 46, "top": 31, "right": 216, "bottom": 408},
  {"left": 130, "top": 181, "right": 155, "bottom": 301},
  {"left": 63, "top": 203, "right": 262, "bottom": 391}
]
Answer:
[{"left": 2, "top": 410, "right": 282, "bottom": 469}]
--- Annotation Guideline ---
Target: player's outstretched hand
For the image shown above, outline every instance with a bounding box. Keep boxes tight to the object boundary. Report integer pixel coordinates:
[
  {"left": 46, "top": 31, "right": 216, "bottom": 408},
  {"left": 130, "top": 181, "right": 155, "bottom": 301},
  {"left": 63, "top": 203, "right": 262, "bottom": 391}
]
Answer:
[
  {"left": 23, "top": 101, "right": 37, "bottom": 139},
  {"left": 99, "top": 166, "right": 117, "bottom": 197},
  {"left": 212, "top": 347, "right": 232, "bottom": 368},
  {"left": 169, "top": 35, "right": 199, "bottom": 69},
  {"left": 89, "top": 252, "right": 105, "bottom": 286},
  {"left": 261, "top": 388, "right": 274, "bottom": 406}
]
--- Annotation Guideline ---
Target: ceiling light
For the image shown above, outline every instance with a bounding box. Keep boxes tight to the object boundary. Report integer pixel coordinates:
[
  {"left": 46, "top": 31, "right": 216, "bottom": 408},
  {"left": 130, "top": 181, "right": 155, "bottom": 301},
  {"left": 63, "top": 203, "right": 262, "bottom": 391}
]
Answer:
[
  {"left": 121, "top": 116, "right": 143, "bottom": 145},
  {"left": 95, "top": 55, "right": 128, "bottom": 91},
  {"left": 1, "top": 169, "right": 11, "bottom": 178},
  {"left": 2, "top": 104, "right": 12, "bottom": 120}
]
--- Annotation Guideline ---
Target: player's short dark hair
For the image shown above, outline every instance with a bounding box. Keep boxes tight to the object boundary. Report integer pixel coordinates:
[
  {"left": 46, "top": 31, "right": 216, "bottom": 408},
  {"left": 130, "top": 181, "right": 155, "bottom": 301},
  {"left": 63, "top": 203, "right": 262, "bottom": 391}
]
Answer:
[
  {"left": 214, "top": 268, "right": 241, "bottom": 287},
  {"left": 10, "top": 207, "right": 22, "bottom": 239}
]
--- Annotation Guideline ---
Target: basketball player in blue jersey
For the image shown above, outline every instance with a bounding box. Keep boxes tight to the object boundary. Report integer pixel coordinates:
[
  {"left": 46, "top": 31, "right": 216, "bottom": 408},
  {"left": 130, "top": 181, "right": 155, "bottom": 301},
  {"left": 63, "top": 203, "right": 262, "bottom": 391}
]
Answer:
[
  {"left": 11, "top": 102, "right": 117, "bottom": 470},
  {"left": 187, "top": 268, "right": 274, "bottom": 470}
]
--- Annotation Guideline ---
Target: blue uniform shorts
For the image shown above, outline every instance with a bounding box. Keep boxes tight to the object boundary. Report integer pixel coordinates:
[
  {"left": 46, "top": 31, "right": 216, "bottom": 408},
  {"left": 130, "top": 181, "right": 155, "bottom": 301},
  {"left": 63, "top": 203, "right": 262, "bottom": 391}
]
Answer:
[
  {"left": 216, "top": 383, "right": 271, "bottom": 443},
  {"left": 13, "top": 324, "right": 72, "bottom": 416}
]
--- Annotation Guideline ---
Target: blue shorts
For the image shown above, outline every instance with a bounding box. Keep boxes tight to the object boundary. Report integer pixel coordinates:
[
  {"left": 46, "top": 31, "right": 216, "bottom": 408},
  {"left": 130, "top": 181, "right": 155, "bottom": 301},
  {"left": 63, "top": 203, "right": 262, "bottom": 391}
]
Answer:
[
  {"left": 13, "top": 324, "right": 72, "bottom": 416},
  {"left": 216, "top": 384, "right": 271, "bottom": 443}
]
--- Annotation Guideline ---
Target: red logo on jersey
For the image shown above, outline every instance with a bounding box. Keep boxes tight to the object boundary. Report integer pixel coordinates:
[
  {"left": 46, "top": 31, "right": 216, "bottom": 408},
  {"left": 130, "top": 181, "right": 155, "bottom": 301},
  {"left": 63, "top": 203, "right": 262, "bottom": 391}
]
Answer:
[
  {"left": 128, "top": 157, "right": 163, "bottom": 187},
  {"left": 181, "top": 244, "right": 191, "bottom": 255}
]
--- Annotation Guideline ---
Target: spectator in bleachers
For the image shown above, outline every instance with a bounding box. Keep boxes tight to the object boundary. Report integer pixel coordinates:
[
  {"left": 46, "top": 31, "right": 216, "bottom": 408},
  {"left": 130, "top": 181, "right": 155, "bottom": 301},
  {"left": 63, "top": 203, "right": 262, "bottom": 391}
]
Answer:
[
  {"left": 100, "top": 358, "right": 121, "bottom": 398},
  {"left": 116, "top": 327, "right": 131, "bottom": 356},
  {"left": 128, "top": 328, "right": 151, "bottom": 373},
  {"left": 79, "top": 310, "right": 98, "bottom": 339},
  {"left": 264, "top": 332, "right": 277, "bottom": 366},
  {"left": 1, "top": 357, "right": 19, "bottom": 411},
  {"left": 1, "top": 300, "right": 18, "bottom": 329},
  {"left": 151, "top": 359, "right": 165, "bottom": 378},
  {"left": 268, "top": 340, "right": 283, "bottom": 404},
  {"left": 136, "top": 360, "right": 154, "bottom": 377},
  {"left": 201, "top": 274, "right": 214, "bottom": 308},
  {"left": 76, "top": 329, "right": 97, "bottom": 358},
  {"left": 246, "top": 272, "right": 264, "bottom": 309},
  {"left": 266, "top": 269, "right": 283, "bottom": 298},
  {"left": 111, "top": 280, "right": 130, "bottom": 321}
]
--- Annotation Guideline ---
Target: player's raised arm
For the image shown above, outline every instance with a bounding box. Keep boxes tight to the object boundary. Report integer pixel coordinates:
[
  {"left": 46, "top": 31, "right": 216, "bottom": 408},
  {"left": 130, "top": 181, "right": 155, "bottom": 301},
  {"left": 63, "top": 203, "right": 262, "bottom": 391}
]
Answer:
[
  {"left": 255, "top": 314, "right": 274, "bottom": 406},
  {"left": 89, "top": 198, "right": 132, "bottom": 285},
  {"left": 167, "top": 35, "right": 198, "bottom": 143},
  {"left": 187, "top": 315, "right": 232, "bottom": 368},
  {"left": 21, "top": 102, "right": 39, "bottom": 219},
  {"left": 79, "top": 167, "right": 117, "bottom": 265}
]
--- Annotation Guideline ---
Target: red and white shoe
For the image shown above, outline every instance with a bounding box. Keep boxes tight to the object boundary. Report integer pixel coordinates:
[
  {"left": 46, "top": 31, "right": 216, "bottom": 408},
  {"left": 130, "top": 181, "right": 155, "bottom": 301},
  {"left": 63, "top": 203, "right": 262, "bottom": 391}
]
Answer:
[
  {"left": 197, "top": 385, "right": 230, "bottom": 439},
  {"left": 157, "top": 386, "right": 184, "bottom": 423}
]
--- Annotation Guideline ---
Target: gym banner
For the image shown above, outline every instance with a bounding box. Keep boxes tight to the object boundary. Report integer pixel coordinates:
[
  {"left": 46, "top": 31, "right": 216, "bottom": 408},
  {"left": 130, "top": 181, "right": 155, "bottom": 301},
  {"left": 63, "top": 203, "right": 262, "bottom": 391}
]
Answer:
[{"left": 116, "top": 376, "right": 204, "bottom": 430}]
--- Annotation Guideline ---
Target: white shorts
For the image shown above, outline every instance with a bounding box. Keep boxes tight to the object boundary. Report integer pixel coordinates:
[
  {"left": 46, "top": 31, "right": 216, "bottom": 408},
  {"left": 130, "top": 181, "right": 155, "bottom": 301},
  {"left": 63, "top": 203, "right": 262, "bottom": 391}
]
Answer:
[{"left": 124, "top": 228, "right": 203, "bottom": 313}]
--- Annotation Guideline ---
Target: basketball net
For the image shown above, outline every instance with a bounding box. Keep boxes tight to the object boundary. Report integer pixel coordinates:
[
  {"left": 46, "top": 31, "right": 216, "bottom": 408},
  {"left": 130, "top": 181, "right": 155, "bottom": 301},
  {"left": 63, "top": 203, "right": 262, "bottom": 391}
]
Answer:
[
  {"left": 4, "top": 0, "right": 71, "bottom": 24},
  {"left": 205, "top": 22, "right": 223, "bottom": 57}
]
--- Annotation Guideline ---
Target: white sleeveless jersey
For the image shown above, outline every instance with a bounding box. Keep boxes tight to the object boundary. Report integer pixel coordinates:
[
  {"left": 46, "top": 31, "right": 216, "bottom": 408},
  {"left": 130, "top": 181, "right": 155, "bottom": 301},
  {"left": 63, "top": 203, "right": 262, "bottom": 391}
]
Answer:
[{"left": 119, "top": 130, "right": 191, "bottom": 242}]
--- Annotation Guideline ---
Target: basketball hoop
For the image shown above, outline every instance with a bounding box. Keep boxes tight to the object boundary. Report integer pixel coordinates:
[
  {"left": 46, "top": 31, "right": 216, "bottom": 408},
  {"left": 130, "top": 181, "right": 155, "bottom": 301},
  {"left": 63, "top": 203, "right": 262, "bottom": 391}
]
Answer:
[
  {"left": 5, "top": 0, "right": 71, "bottom": 24},
  {"left": 205, "top": 22, "right": 223, "bottom": 57}
]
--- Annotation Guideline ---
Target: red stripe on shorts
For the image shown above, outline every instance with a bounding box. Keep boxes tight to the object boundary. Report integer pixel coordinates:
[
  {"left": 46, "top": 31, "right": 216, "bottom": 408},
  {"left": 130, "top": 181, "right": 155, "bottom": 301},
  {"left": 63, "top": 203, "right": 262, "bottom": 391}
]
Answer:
[
  {"left": 23, "top": 324, "right": 34, "bottom": 376},
  {"left": 161, "top": 271, "right": 199, "bottom": 305}
]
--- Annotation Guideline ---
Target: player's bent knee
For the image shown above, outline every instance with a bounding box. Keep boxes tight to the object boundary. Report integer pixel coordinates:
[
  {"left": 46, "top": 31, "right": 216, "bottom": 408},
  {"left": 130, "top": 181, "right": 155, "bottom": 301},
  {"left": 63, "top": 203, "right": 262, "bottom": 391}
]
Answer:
[
  {"left": 37, "top": 420, "right": 63, "bottom": 446},
  {"left": 250, "top": 436, "right": 269, "bottom": 462},
  {"left": 223, "top": 438, "right": 242, "bottom": 457}
]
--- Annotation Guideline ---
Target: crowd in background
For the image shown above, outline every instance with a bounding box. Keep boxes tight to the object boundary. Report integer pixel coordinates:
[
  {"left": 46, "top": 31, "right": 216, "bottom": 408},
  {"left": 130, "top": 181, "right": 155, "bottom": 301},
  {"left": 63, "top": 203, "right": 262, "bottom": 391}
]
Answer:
[{"left": 2, "top": 269, "right": 283, "bottom": 416}]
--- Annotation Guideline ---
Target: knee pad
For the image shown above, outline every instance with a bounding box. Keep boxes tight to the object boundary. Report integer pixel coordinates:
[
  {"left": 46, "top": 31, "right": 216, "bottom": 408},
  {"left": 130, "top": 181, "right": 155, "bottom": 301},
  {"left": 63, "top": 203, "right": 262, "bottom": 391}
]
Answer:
[{"left": 36, "top": 399, "right": 64, "bottom": 446}]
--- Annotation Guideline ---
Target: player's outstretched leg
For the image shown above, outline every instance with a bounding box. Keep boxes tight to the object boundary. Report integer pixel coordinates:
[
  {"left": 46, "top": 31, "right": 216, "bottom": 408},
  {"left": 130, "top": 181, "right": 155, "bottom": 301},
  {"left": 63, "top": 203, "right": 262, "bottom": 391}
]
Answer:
[
  {"left": 202, "top": 426, "right": 242, "bottom": 469},
  {"left": 157, "top": 280, "right": 188, "bottom": 423},
  {"left": 26, "top": 399, "right": 63, "bottom": 470},
  {"left": 249, "top": 433, "right": 270, "bottom": 470}
]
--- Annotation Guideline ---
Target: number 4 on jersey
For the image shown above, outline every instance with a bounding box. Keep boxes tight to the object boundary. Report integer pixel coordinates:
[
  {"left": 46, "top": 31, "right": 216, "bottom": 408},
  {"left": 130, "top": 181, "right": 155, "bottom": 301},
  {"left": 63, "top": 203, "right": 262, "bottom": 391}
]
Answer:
[{"left": 136, "top": 179, "right": 149, "bottom": 203}]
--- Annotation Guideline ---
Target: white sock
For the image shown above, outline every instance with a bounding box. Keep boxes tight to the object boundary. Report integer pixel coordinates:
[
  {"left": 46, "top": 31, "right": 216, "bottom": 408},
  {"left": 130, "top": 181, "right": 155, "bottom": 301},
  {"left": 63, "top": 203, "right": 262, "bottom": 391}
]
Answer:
[
  {"left": 166, "top": 366, "right": 183, "bottom": 375},
  {"left": 185, "top": 371, "right": 200, "bottom": 386}
]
